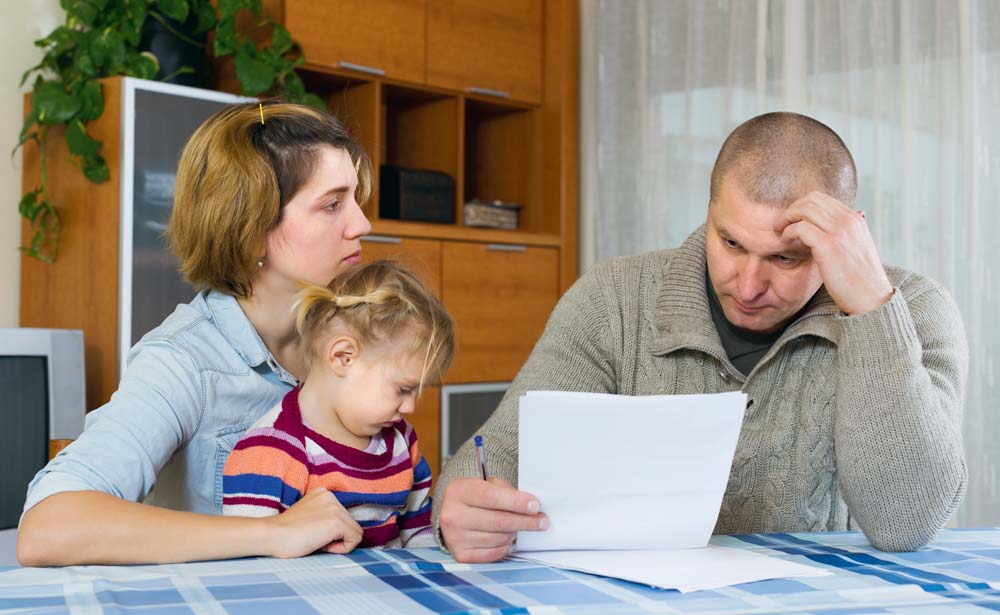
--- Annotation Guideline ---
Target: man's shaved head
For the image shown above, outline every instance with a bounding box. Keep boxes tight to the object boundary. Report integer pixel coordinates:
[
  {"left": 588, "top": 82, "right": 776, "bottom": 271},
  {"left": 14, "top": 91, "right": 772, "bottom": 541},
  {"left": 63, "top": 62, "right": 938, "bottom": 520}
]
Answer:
[{"left": 709, "top": 112, "right": 857, "bottom": 207}]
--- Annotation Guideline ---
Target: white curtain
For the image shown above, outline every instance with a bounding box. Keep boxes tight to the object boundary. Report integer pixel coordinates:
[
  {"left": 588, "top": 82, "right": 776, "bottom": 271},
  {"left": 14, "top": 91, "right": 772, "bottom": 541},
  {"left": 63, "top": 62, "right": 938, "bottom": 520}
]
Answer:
[{"left": 581, "top": 0, "right": 1000, "bottom": 527}]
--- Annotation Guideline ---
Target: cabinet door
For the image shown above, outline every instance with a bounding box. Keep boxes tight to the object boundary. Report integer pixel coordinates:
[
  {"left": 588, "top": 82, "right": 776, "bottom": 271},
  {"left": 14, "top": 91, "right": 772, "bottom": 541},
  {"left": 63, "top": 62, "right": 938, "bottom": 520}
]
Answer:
[
  {"left": 285, "top": 0, "right": 426, "bottom": 83},
  {"left": 427, "top": 0, "right": 542, "bottom": 103},
  {"left": 360, "top": 236, "right": 442, "bottom": 296},
  {"left": 442, "top": 243, "right": 558, "bottom": 382},
  {"left": 409, "top": 384, "right": 441, "bottom": 482}
]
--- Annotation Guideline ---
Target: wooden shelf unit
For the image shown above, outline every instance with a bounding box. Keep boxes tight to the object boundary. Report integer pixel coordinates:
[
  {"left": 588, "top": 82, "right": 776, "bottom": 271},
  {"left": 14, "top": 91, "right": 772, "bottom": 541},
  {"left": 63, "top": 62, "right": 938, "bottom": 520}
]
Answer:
[{"left": 21, "top": 0, "right": 579, "bottom": 482}]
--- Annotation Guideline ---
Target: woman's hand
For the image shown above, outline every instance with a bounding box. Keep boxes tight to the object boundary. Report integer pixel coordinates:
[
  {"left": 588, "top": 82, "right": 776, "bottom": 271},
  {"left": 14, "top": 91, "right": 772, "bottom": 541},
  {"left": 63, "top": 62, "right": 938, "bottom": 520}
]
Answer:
[{"left": 264, "top": 487, "right": 364, "bottom": 557}]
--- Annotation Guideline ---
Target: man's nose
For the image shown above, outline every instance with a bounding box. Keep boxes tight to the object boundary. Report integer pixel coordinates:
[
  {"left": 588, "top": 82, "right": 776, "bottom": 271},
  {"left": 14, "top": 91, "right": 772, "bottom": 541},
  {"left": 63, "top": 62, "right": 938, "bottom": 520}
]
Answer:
[{"left": 738, "top": 259, "right": 768, "bottom": 302}]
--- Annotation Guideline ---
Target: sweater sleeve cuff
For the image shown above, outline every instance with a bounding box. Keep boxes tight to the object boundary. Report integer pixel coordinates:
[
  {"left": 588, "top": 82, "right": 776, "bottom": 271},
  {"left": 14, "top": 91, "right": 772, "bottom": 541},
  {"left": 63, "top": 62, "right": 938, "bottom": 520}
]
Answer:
[
  {"left": 431, "top": 438, "right": 520, "bottom": 554},
  {"left": 835, "top": 288, "right": 921, "bottom": 367}
]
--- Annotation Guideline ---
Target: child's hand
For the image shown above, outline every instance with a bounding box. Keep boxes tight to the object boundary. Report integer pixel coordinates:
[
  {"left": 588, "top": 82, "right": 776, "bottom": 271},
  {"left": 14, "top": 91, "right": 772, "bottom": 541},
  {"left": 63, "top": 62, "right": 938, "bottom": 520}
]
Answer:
[{"left": 264, "top": 487, "right": 364, "bottom": 557}]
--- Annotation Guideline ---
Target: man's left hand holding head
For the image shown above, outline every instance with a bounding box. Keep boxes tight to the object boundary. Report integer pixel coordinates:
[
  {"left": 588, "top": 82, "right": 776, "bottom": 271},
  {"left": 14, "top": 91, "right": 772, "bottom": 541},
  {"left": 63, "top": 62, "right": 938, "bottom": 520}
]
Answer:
[{"left": 774, "top": 191, "right": 895, "bottom": 316}]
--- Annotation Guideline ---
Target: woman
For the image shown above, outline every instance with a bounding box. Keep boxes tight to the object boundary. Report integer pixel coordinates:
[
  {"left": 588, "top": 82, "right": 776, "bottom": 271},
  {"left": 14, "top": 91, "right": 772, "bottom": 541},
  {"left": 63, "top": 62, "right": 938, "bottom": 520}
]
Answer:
[{"left": 17, "top": 101, "right": 374, "bottom": 565}]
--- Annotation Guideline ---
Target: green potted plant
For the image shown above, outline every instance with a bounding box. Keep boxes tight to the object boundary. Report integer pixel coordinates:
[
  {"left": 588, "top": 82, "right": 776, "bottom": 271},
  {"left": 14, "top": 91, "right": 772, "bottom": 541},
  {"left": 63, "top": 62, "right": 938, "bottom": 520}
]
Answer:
[{"left": 17, "top": 0, "right": 323, "bottom": 263}]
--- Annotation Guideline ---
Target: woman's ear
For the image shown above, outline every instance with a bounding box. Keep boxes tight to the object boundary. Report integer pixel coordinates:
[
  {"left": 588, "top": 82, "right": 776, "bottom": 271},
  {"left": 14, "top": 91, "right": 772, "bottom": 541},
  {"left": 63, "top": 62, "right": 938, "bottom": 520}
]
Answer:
[{"left": 326, "top": 335, "right": 360, "bottom": 376}]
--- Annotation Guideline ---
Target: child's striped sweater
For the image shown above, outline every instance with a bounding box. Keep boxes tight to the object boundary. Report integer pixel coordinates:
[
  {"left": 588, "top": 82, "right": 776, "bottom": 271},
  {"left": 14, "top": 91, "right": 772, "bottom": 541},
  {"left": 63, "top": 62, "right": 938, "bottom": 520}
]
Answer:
[{"left": 222, "top": 386, "right": 434, "bottom": 548}]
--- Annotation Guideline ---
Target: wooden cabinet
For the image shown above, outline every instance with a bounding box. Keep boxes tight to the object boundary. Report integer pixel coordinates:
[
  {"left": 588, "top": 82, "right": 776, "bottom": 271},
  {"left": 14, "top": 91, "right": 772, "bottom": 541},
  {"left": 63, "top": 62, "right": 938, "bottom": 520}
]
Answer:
[
  {"left": 427, "top": 0, "right": 543, "bottom": 103},
  {"left": 360, "top": 236, "right": 442, "bottom": 296},
  {"left": 284, "top": 0, "right": 427, "bottom": 83},
  {"left": 442, "top": 243, "right": 559, "bottom": 382},
  {"left": 409, "top": 384, "right": 441, "bottom": 480},
  {"left": 24, "top": 2, "right": 578, "bottom": 482}
]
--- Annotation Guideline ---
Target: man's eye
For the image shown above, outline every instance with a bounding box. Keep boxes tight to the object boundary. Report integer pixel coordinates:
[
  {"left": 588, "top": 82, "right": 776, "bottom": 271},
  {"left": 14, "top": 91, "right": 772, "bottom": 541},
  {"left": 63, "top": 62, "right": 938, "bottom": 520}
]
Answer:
[
  {"left": 725, "top": 239, "right": 739, "bottom": 249},
  {"left": 776, "top": 255, "right": 798, "bottom": 266}
]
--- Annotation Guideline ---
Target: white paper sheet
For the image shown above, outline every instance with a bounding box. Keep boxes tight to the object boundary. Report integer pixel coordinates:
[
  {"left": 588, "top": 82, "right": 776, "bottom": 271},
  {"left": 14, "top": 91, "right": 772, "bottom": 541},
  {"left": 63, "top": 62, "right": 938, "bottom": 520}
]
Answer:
[
  {"left": 517, "top": 390, "right": 747, "bottom": 552},
  {"left": 513, "top": 545, "right": 831, "bottom": 593}
]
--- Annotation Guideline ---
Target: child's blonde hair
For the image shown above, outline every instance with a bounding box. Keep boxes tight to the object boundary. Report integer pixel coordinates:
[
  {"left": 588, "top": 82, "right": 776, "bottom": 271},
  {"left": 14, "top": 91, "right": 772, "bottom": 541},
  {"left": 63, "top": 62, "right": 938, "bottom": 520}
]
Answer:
[{"left": 294, "top": 260, "right": 455, "bottom": 389}]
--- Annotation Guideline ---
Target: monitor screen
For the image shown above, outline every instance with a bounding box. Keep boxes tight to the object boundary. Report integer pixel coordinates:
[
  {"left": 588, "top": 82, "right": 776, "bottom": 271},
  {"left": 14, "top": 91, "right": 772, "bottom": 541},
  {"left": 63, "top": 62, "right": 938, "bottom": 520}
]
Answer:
[{"left": 0, "top": 356, "right": 49, "bottom": 529}]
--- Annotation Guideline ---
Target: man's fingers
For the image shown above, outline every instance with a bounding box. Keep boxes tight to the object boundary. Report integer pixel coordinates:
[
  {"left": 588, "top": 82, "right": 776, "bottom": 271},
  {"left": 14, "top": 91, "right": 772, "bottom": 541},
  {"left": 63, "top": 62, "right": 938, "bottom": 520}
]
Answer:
[
  {"left": 467, "top": 479, "right": 541, "bottom": 514},
  {"left": 780, "top": 219, "right": 826, "bottom": 252},
  {"left": 450, "top": 504, "right": 549, "bottom": 534},
  {"left": 452, "top": 544, "right": 514, "bottom": 564},
  {"left": 449, "top": 529, "right": 518, "bottom": 550},
  {"left": 776, "top": 191, "right": 856, "bottom": 235}
]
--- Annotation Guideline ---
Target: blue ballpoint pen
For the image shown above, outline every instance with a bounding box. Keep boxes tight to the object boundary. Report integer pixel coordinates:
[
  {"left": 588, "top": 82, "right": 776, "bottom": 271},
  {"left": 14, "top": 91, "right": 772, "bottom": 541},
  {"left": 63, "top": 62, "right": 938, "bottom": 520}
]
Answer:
[{"left": 474, "top": 435, "right": 489, "bottom": 480}]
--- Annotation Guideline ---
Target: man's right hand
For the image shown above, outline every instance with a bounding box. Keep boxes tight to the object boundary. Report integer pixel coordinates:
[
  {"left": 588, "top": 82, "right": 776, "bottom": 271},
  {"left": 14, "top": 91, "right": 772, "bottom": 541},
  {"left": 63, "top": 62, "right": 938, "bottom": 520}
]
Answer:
[{"left": 439, "top": 476, "right": 549, "bottom": 563}]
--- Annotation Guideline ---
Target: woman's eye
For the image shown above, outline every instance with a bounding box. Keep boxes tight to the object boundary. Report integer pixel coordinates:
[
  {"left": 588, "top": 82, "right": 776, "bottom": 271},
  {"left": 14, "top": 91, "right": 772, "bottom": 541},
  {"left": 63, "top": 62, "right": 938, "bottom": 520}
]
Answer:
[{"left": 324, "top": 200, "right": 340, "bottom": 211}]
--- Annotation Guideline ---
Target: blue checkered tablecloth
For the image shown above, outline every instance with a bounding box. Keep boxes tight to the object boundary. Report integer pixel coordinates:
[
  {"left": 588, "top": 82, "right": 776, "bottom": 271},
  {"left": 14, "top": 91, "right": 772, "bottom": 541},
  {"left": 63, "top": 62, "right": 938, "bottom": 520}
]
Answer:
[{"left": 2, "top": 529, "right": 1000, "bottom": 614}]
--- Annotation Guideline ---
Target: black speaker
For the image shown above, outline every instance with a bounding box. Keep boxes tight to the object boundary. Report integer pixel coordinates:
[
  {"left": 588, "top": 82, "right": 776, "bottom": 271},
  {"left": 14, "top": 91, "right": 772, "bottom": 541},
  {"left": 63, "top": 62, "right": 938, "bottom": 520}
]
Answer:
[{"left": 379, "top": 165, "right": 455, "bottom": 224}]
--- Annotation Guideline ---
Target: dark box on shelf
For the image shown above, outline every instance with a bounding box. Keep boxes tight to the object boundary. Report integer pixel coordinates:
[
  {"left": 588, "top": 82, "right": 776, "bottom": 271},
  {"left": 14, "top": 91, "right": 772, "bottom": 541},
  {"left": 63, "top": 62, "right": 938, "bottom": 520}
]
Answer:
[{"left": 379, "top": 165, "right": 455, "bottom": 224}]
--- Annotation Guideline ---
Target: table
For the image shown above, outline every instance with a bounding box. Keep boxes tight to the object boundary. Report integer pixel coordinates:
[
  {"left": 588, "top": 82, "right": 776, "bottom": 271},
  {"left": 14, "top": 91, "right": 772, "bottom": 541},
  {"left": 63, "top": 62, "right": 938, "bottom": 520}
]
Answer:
[{"left": 2, "top": 529, "right": 1000, "bottom": 614}]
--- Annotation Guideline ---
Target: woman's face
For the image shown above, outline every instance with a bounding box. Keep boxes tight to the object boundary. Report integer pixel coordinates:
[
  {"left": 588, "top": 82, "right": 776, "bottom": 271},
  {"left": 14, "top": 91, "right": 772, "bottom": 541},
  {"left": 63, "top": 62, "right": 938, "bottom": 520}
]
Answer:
[{"left": 263, "top": 145, "right": 372, "bottom": 287}]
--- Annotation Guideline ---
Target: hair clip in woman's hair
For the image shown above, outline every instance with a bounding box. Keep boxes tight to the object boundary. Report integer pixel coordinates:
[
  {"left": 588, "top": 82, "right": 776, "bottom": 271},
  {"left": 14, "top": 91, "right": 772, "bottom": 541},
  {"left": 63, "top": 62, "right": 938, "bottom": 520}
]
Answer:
[{"left": 259, "top": 103, "right": 265, "bottom": 125}]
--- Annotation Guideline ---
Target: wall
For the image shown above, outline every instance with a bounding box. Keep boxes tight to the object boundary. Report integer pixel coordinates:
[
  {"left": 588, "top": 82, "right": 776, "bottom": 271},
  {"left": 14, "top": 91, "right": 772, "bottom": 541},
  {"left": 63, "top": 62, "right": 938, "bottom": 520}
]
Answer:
[{"left": 0, "top": 0, "right": 63, "bottom": 327}]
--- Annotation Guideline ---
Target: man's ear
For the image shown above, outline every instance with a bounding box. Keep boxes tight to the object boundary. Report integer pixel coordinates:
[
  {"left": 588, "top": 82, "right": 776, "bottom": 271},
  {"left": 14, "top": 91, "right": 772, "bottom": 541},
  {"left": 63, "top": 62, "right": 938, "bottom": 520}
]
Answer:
[{"left": 325, "top": 335, "right": 360, "bottom": 377}]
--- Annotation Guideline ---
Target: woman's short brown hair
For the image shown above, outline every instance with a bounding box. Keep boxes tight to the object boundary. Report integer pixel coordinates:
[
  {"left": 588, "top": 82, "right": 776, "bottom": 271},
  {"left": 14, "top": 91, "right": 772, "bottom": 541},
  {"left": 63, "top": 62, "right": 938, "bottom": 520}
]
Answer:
[{"left": 168, "top": 101, "right": 372, "bottom": 298}]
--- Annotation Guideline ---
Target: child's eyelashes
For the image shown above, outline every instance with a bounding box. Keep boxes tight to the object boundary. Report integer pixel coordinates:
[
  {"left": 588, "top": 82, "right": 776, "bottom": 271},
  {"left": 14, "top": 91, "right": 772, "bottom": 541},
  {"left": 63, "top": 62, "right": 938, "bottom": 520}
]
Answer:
[{"left": 399, "top": 387, "right": 415, "bottom": 396}]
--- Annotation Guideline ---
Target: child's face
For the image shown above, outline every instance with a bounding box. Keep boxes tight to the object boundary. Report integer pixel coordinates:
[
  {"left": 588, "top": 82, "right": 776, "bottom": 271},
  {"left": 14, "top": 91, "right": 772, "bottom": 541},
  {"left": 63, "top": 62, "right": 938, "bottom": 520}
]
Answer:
[{"left": 333, "top": 346, "right": 425, "bottom": 438}]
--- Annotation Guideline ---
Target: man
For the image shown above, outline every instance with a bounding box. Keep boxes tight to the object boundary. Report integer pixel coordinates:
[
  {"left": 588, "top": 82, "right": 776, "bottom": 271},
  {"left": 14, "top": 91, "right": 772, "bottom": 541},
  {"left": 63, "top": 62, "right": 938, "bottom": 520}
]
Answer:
[{"left": 432, "top": 112, "right": 968, "bottom": 563}]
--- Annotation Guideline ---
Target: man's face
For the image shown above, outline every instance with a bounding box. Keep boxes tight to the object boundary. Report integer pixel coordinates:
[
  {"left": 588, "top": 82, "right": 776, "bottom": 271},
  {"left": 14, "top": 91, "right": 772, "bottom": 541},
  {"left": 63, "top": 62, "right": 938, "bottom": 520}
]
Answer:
[{"left": 705, "top": 178, "right": 823, "bottom": 333}]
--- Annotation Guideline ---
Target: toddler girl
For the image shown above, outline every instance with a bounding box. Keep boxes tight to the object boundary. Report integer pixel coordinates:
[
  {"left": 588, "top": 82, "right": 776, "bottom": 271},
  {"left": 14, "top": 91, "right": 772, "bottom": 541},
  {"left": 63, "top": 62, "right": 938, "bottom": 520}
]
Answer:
[{"left": 222, "top": 260, "right": 454, "bottom": 549}]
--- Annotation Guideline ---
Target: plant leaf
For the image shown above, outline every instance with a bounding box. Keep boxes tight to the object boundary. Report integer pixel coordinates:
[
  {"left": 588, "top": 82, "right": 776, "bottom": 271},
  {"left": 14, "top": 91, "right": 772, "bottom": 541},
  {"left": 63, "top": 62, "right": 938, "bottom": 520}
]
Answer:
[
  {"left": 270, "top": 23, "right": 293, "bottom": 55},
  {"left": 218, "top": 0, "right": 260, "bottom": 17},
  {"left": 76, "top": 80, "right": 104, "bottom": 122},
  {"left": 91, "top": 28, "right": 126, "bottom": 71},
  {"left": 123, "top": 51, "right": 160, "bottom": 79},
  {"left": 123, "top": 3, "right": 149, "bottom": 46},
  {"left": 156, "top": 0, "right": 190, "bottom": 24},
  {"left": 301, "top": 92, "right": 326, "bottom": 111},
  {"left": 193, "top": 1, "right": 217, "bottom": 34},
  {"left": 18, "top": 188, "right": 41, "bottom": 220},
  {"left": 213, "top": 16, "right": 237, "bottom": 56},
  {"left": 31, "top": 81, "right": 82, "bottom": 125},
  {"left": 70, "top": 0, "right": 101, "bottom": 27},
  {"left": 82, "top": 155, "right": 110, "bottom": 183},
  {"left": 66, "top": 119, "right": 101, "bottom": 158},
  {"left": 234, "top": 50, "right": 275, "bottom": 96}
]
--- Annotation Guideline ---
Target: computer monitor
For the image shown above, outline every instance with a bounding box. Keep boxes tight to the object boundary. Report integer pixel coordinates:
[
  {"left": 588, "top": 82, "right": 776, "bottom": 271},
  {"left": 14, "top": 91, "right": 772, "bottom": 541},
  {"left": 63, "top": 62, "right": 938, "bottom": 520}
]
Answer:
[
  {"left": 0, "top": 328, "right": 85, "bottom": 528},
  {"left": 440, "top": 382, "right": 509, "bottom": 464}
]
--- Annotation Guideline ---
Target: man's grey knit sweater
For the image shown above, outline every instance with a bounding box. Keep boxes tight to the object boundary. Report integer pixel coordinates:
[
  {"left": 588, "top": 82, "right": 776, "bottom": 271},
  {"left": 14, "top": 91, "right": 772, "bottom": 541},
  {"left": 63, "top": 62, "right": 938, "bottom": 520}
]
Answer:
[{"left": 432, "top": 226, "right": 968, "bottom": 552}]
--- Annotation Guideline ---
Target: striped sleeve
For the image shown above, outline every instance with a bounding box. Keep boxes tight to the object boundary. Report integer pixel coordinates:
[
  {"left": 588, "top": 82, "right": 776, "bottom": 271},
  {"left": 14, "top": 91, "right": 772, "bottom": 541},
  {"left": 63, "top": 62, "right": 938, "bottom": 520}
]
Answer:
[
  {"left": 399, "top": 422, "right": 434, "bottom": 546},
  {"left": 222, "top": 426, "right": 310, "bottom": 518}
]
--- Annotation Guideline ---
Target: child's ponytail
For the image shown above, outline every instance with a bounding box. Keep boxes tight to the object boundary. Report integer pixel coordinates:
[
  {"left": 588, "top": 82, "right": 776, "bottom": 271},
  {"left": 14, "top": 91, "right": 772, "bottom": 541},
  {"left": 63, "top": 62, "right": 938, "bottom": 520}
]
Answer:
[{"left": 294, "top": 260, "right": 455, "bottom": 385}]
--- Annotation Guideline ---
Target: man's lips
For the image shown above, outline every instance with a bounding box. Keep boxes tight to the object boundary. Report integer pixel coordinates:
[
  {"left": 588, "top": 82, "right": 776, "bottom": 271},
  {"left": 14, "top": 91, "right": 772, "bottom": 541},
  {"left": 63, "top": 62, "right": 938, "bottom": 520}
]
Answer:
[{"left": 733, "top": 300, "right": 766, "bottom": 312}]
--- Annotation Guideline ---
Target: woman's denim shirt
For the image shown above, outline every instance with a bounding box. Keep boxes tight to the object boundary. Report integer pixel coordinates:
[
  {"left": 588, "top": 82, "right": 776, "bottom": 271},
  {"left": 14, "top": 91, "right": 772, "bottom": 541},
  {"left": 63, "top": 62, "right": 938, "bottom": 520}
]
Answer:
[{"left": 22, "top": 290, "right": 296, "bottom": 518}]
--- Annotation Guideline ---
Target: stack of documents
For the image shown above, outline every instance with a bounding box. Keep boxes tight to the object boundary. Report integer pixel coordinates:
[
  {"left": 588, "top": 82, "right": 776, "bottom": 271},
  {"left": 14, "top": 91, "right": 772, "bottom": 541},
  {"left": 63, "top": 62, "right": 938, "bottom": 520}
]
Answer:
[{"left": 514, "top": 391, "right": 830, "bottom": 592}]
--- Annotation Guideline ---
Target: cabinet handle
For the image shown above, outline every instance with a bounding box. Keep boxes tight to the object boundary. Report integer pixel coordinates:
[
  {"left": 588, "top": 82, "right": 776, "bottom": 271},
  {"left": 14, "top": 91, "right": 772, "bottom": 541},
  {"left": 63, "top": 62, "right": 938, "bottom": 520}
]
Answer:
[
  {"left": 468, "top": 86, "right": 511, "bottom": 99},
  {"left": 338, "top": 61, "right": 386, "bottom": 76},
  {"left": 362, "top": 235, "right": 402, "bottom": 244},
  {"left": 486, "top": 243, "right": 526, "bottom": 252}
]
